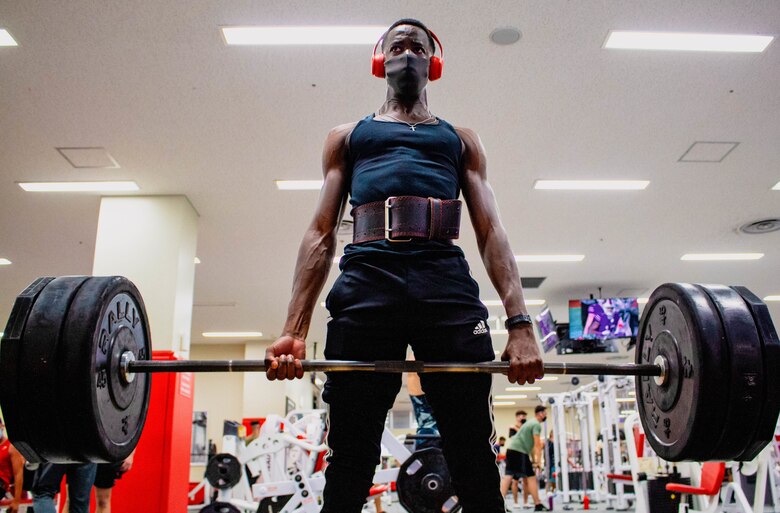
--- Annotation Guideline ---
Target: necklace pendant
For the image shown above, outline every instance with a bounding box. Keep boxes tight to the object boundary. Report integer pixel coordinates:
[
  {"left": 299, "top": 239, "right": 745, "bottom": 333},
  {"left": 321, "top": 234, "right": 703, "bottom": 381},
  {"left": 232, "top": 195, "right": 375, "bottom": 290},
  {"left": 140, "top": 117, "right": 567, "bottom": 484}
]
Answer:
[{"left": 410, "top": 126, "right": 416, "bottom": 132}]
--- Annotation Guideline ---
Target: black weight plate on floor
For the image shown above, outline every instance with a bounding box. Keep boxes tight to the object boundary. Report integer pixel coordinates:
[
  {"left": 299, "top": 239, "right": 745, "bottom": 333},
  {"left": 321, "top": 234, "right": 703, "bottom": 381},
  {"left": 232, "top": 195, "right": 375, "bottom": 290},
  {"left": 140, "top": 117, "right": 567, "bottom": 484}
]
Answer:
[
  {"left": 635, "top": 283, "right": 729, "bottom": 461},
  {"left": 731, "top": 286, "right": 780, "bottom": 460},
  {"left": 200, "top": 503, "right": 241, "bottom": 513},
  {"left": 205, "top": 453, "right": 242, "bottom": 490},
  {"left": 16, "top": 276, "right": 91, "bottom": 463},
  {"left": 397, "top": 447, "right": 459, "bottom": 513},
  {"left": 0, "top": 277, "right": 56, "bottom": 463},
  {"left": 59, "top": 276, "right": 151, "bottom": 462},
  {"left": 698, "top": 284, "right": 764, "bottom": 461}
]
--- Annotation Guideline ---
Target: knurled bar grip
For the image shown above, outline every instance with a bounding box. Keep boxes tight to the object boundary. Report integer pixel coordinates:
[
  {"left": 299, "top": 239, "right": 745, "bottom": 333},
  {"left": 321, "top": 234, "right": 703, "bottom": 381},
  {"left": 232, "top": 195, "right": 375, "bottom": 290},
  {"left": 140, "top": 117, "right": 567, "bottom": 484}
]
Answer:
[{"left": 125, "top": 358, "right": 662, "bottom": 376}]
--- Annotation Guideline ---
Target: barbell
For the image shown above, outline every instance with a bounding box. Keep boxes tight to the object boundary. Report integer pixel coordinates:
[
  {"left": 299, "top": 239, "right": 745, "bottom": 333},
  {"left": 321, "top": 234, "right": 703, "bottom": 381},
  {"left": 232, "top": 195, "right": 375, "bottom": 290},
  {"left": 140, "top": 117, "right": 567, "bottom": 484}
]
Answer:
[{"left": 0, "top": 276, "right": 778, "bottom": 465}]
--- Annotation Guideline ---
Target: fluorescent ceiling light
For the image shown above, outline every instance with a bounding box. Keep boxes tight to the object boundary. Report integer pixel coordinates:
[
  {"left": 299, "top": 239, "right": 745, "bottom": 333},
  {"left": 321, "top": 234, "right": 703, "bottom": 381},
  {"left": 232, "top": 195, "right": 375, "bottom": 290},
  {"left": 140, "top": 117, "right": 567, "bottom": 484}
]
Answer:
[
  {"left": 275, "top": 180, "right": 323, "bottom": 190},
  {"left": 0, "top": 29, "right": 17, "bottom": 47},
  {"left": 619, "top": 410, "right": 637, "bottom": 416},
  {"left": 764, "top": 296, "right": 780, "bottom": 302},
  {"left": 628, "top": 390, "right": 636, "bottom": 396},
  {"left": 616, "top": 397, "right": 636, "bottom": 403},
  {"left": 506, "top": 386, "right": 541, "bottom": 392},
  {"left": 483, "top": 299, "right": 546, "bottom": 307},
  {"left": 604, "top": 31, "right": 773, "bottom": 53},
  {"left": 681, "top": 253, "right": 763, "bottom": 261},
  {"left": 222, "top": 25, "right": 385, "bottom": 46},
  {"left": 493, "top": 401, "right": 517, "bottom": 406},
  {"left": 539, "top": 376, "right": 559, "bottom": 382},
  {"left": 772, "top": 182, "right": 780, "bottom": 190},
  {"left": 18, "top": 181, "right": 139, "bottom": 192},
  {"left": 515, "top": 254, "right": 585, "bottom": 263},
  {"left": 202, "top": 331, "right": 263, "bottom": 338},
  {"left": 0, "top": 258, "right": 11, "bottom": 265},
  {"left": 495, "top": 394, "right": 528, "bottom": 400},
  {"left": 637, "top": 297, "right": 649, "bottom": 305},
  {"left": 194, "top": 257, "right": 201, "bottom": 264},
  {"left": 535, "top": 180, "right": 649, "bottom": 190}
]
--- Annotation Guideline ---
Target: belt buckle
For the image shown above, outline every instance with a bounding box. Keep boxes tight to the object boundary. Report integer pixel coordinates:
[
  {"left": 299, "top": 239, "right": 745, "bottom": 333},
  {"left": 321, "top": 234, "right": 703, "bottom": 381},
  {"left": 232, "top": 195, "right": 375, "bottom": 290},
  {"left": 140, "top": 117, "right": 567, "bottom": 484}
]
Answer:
[{"left": 384, "top": 197, "right": 412, "bottom": 242}]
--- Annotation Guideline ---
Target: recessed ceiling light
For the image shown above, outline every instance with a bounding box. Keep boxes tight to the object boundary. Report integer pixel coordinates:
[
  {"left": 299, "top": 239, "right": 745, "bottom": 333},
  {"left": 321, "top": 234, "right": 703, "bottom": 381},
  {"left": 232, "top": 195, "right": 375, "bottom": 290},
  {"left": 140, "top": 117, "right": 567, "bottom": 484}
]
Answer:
[
  {"left": 222, "top": 26, "right": 385, "bottom": 46},
  {"left": 0, "top": 258, "right": 11, "bottom": 265},
  {"left": 275, "top": 180, "right": 324, "bottom": 190},
  {"left": 483, "top": 299, "right": 545, "bottom": 306},
  {"left": 681, "top": 253, "right": 764, "bottom": 261},
  {"left": 772, "top": 182, "right": 780, "bottom": 190},
  {"left": 764, "top": 296, "right": 780, "bottom": 302},
  {"left": 495, "top": 394, "right": 528, "bottom": 400},
  {"left": 202, "top": 331, "right": 263, "bottom": 338},
  {"left": 194, "top": 257, "right": 201, "bottom": 264},
  {"left": 506, "top": 386, "right": 541, "bottom": 392},
  {"left": 604, "top": 31, "right": 773, "bottom": 53},
  {"left": 534, "top": 180, "right": 649, "bottom": 190},
  {"left": 18, "top": 181, "right": 139, "bottom": 192},
  {"left": 493, "top": 401, "right": 517, "bottom": 406},
  {"left": 515, "top": 255, "right": 585, "bottom": 263},
  {"left": 0, "top": 29, "right": 17, "bottom": 47},
  {"left": 489, "top": 27, "right": 522, "bottom": 45}
]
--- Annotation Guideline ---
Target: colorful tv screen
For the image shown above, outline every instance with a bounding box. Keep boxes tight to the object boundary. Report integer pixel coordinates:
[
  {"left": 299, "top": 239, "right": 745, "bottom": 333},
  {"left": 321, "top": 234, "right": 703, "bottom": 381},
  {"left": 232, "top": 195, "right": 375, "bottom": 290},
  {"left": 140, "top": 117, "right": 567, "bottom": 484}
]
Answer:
[
  {"left": 535, "top": 308, "right": 559, "bottom": 353},
  {"left": 568, "top": 297, "right": 639, "bottom": 340}
]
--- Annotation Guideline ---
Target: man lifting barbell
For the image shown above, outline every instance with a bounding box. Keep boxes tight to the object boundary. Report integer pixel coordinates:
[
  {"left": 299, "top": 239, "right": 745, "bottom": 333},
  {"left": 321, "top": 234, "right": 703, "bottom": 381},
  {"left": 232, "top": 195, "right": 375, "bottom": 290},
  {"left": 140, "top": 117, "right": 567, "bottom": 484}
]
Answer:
[
  {"left": 263, "top": 18, "right": 541, "bottom": 513},
  {"left": 1, "top": 16, "right": 780, "bottom": 513}
]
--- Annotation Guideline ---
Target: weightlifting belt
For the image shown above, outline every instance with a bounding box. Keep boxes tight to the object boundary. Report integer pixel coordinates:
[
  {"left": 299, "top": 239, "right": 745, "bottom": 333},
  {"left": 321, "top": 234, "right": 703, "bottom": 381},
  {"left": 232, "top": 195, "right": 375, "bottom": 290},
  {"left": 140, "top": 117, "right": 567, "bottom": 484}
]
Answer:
[{"left": 352, "top": 196, "right": 462, "bottom": 243}]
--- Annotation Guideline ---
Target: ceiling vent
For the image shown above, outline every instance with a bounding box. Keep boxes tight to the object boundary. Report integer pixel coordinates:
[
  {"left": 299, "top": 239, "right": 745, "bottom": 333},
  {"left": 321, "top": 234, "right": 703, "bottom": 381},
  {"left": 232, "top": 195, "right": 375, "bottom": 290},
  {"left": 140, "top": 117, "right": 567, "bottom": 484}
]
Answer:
[
  {"left": 57, "top": 147, "right": 119, "bottom": 168},
  {"left": 739, "top": 218, "right": 780, "bottom": 235},
  {"left": 521, "top": 277, "right": 546, "bottom": 288},
  {"left": 678, "top": 142, "right": 739, "bottom": 163}
]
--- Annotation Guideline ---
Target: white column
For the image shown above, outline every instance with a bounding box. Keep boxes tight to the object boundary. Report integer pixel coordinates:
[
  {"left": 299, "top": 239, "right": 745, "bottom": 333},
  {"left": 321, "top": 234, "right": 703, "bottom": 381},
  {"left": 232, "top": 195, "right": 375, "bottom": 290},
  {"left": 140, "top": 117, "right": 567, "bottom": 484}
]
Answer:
[{"left": 92, "top": 195, "right": 198, "bottom": 357}]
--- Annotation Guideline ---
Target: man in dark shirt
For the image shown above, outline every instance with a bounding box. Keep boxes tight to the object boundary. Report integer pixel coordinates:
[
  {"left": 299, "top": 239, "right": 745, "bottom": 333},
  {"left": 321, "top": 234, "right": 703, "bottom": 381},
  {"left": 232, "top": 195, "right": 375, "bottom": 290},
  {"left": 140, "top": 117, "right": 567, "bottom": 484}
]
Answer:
[{"left": 265, "top": 19, "right": 543, "bottom": 513}]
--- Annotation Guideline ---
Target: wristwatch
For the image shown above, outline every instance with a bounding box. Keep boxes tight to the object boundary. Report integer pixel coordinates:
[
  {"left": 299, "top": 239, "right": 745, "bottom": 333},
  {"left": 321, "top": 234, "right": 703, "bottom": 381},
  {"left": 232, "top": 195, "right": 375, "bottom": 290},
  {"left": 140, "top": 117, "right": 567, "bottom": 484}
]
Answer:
[{"left": 504, "top": 314, "right": 533, "bottom": 330}]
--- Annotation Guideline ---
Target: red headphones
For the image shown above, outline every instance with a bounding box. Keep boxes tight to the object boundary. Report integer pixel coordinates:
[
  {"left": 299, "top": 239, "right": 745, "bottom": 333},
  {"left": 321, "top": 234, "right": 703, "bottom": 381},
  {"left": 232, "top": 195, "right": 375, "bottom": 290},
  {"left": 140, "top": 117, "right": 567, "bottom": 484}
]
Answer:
[{"left": 371, "top": 28, "right": 444, "bottom": 81}]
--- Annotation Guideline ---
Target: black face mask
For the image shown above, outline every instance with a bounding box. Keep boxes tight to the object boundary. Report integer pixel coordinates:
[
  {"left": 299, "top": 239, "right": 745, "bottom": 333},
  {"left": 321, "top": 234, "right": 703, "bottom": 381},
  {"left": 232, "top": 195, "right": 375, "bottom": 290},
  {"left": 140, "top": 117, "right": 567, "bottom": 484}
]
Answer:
[
  {"left": 540, "top": 416, "right": 547, "bottom": 423},
  {"left": 384, "top": 53, "right": 428, "bottom": 97}
]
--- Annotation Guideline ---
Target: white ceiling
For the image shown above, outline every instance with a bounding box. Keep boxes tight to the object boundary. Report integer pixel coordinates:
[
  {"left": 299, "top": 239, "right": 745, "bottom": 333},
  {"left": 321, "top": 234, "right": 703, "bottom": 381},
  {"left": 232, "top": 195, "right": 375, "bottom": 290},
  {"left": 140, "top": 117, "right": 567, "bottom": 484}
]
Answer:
[{"left": 1, "top": 1, "right": 779, "bottom": 407}]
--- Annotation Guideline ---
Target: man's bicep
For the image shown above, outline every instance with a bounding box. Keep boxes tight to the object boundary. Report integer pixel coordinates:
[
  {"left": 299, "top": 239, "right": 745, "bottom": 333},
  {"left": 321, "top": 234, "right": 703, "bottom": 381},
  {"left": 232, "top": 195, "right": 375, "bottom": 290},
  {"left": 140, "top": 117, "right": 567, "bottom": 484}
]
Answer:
[{"left": 312, "top": 126, "right": 352, "bottom": 232}]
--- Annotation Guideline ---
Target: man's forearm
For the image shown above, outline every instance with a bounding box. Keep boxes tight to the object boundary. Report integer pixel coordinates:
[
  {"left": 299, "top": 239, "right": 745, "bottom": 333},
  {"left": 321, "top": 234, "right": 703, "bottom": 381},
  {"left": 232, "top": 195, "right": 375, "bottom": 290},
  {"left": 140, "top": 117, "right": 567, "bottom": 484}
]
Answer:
[
  {"left": 480, "top": 226, "right": 526, "bottom": 316},
  {"left": 282, "top": 228, "right": 337, "bottom": 339}
]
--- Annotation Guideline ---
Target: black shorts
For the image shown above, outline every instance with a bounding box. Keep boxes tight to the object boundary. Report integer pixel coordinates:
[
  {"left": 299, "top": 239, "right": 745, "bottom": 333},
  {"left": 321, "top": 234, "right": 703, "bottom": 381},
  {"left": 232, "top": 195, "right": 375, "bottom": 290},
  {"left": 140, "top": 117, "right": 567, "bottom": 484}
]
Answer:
[
  {"left": 324, "top": 251, "right": 494, "bottom": 363},
  {"left": 505, "top": 449, "right": 534, "bottom": 479},
  {"left": 94, "top": 461, "right": 125, "bottom": 489}
]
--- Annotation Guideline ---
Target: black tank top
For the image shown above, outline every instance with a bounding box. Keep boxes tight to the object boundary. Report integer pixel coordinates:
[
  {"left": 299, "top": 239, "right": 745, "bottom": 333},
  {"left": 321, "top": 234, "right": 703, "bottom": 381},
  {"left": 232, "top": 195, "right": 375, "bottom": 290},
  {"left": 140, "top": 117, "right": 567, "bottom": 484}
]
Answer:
[{"left": 342, "top": 113, "right": 465, "bottom": 262}]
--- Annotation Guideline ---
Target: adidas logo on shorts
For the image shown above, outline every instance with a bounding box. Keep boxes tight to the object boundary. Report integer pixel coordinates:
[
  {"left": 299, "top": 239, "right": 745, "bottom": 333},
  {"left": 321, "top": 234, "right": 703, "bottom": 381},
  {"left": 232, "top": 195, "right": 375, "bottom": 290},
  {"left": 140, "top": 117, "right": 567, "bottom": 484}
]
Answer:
[{"left": 473, "top": 320, "right": 488, "bottom": 335}]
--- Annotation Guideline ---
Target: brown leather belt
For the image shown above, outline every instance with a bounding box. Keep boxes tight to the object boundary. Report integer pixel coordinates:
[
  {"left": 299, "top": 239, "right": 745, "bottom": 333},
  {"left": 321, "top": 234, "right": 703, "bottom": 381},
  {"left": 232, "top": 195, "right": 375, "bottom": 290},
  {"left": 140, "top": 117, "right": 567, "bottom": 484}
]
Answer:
[{"left": 352, "top": 196, "right": 462, "bottom": 244}]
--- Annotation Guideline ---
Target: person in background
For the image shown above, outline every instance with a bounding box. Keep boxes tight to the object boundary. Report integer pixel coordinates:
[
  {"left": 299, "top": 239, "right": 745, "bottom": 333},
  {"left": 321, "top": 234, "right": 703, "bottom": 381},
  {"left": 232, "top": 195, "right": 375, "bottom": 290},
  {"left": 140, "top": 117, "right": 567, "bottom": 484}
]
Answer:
[
  {"left": 245, "top": 421, "right": 262, "bottom": 445},
  {"left": 93, "top": 453, "right": 134, "bottom": 513},
  {"left": 509, "top": 410, "right": 527, "bottom": 438},
  {"left": 501, "top": 405, "right": 548, "bottom": 511},
  {"left": 32, "top": 462, "right": 96, "bottom": 513},
  {"left": 0, "top": 420, "right": 26, "bottom": 513},
  {"left": 493, "top": 436, "right": 506, "bottom": 456}
]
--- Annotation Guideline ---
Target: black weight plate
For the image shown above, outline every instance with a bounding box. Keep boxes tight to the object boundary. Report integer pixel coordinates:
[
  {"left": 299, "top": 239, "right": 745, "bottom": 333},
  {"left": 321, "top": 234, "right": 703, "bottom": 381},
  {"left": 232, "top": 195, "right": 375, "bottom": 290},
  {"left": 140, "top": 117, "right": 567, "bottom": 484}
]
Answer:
[
  {"left": 59, "top": 276, "right": 151, "bottom": 462},
  {"left": 206, "top": 453, "right": 242, "bottom": 490},
  {"left": 731, "top": 286, "right": 780, "bottom": 460},
  {"left": 16, "top": 276, "right": 91, "bottom": 463},
  {"left": 0, "top": 277, "right": 56, "bottom": 463},
  {"left": 397, "top": 447, "right": 459, "bottom": 513},
  {"left": 698, "top": 284, "right": 764, "bottom": 461},
  {"left": 257, "top": 495, "right": 293, "bottom": 513},
  {"left": 636, "top": 283, "right": 729, "bottom": 461},
  {"left": 200, "top": 503, "right": 241, "bottom": 513}
]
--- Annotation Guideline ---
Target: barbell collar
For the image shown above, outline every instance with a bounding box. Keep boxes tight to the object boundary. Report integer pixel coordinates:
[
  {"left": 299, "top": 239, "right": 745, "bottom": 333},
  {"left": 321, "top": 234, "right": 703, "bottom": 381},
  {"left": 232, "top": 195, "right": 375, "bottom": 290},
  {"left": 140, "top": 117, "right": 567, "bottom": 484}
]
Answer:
[{"left": 123, "top": 354, "right": 662, "bottom": 377}]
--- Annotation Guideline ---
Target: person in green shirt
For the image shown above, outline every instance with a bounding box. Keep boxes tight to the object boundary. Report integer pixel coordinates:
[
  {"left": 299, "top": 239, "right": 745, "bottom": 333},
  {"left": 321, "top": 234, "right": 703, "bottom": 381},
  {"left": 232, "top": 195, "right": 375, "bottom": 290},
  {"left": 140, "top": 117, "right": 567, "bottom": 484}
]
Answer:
[{"left": 500, "top": 405, "right": 548, "bottom": 511}]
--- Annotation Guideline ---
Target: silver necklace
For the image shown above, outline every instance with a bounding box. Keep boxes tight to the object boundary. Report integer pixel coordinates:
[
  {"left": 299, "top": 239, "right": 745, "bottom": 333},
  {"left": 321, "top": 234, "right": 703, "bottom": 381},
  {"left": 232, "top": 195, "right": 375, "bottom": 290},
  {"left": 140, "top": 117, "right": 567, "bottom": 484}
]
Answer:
[{"left": 381, "top": 112, "right": 437, "bottom": 131}]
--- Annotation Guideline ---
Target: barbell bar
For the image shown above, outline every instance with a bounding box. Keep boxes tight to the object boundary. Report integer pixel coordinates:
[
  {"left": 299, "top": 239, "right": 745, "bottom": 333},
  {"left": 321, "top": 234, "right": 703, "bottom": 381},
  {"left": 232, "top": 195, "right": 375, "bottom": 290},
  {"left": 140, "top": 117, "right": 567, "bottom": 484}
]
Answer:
[
  {"left": 122, "top": 358, "right": 664, "bottom": 377},
  {"left": 1, "top": 276, "right": 779, "bottom": 466}
]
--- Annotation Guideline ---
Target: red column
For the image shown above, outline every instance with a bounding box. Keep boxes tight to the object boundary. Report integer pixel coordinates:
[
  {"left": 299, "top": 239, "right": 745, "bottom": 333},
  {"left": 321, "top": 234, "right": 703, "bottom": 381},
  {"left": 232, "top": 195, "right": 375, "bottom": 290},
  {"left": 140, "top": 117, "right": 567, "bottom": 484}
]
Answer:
[{"left": 111, "top": 351, "right": 194, "bottom": 512}]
